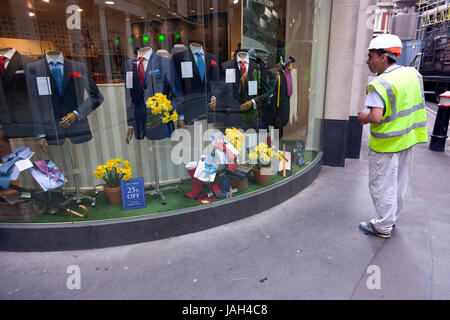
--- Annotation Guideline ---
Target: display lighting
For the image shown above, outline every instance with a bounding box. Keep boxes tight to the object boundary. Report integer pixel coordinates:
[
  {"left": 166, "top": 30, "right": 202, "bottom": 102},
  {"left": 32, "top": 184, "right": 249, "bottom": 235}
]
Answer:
[{"left": 28, "top": 12, "right": 35, "bottom": 17}]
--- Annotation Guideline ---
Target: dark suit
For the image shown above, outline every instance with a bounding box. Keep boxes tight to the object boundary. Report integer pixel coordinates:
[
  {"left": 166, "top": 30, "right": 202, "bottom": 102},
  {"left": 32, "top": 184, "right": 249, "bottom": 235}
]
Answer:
[
  {"left": 172, "top": 49, "right": 220, "bottom": 124},
  {"left": 212, "top": 58, "right": 267, "bottom": 130},
  {"left": 264, "top": 65, "right": 291, "bottom": 129},
  {"left": 26, "top": 58, "right": 104, "bottom": 145},
  {"left": 125, "top": 53, "right": 183, "bottom": 140},
  {"left": 0, "top": 51, "right": 35, "bottom": 138}
]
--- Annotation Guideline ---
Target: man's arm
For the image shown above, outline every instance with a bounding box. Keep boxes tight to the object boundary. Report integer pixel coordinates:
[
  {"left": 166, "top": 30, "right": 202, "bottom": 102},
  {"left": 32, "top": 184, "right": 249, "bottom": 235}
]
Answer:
[{"left": 358, "top": 107, "right": 383, "bottom": 124}]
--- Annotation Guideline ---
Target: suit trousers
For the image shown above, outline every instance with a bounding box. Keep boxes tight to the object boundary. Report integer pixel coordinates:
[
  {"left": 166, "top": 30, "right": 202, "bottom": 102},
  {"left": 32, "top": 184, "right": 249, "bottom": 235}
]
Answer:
[{"left": 368, "top": 147, "right": 413, "bottom": 234}]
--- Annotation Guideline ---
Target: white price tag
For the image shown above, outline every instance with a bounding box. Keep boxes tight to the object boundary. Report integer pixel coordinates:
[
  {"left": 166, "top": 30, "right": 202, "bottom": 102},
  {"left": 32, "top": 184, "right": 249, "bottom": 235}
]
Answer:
[
  {"left": 37, "top": 77, "right": 52, "bottom": 96},
  {"left": 181, "top": 61, "right": 193, "bottom": 78},
  {"left": 248, "top": 80, "right": 258, "bottom": 96},
  {"left": 126, "top": 71, "right": 133, "bottom": 89},
  {"left": 225, "top": 68, "right": 236, "bottom": 83}
]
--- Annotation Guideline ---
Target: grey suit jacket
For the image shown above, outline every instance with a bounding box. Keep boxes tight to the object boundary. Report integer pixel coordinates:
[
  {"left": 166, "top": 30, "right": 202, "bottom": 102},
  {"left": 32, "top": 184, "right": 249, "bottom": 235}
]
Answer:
[{"left": 26, "top": 58, "right": 103, "bottom": 145}]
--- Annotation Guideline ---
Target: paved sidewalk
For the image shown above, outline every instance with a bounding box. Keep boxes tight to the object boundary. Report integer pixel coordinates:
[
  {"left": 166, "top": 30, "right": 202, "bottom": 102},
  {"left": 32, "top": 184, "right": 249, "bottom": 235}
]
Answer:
[{"left": 0, "top": 105, "right": 449, "bottom": 300}]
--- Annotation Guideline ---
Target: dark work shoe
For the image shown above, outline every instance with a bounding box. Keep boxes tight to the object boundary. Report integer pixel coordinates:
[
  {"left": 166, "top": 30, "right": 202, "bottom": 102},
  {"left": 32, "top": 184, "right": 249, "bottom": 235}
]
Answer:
[{"left": 359, "top": 222, "right": 391, "bottom": 239}]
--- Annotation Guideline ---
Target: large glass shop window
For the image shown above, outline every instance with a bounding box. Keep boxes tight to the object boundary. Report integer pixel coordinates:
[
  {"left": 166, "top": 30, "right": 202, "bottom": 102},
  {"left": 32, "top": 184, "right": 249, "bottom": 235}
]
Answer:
[{"left": 0, "top": 0, "right": 331, "bottom": 223}]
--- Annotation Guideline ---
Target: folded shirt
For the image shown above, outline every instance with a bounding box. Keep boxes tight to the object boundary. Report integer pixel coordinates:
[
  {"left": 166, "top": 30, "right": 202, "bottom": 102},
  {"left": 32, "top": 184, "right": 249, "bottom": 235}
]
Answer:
[
  {"left": 0, "top": 147, "right": 34, "bottom": 189},
  {"left": 29, "top": 160, "right": 67, "bottom": 192}
]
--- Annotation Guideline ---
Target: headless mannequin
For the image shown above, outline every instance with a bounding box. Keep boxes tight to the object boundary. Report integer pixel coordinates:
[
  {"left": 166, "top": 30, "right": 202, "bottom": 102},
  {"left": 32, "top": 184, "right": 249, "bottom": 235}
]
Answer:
[
  {"left": 236, "top": 52, "right": 257, "bottom": 112},
  {"left": 188, "top": 42, "right": 216, "bottom": 110},
  {"left": 126, "top": 47, "right": 184, "bottom": 145},
  {"left": 0, "top": 47, "right": 14, "bottom": 59},
  {"left": 38, "top": 51, "right": 77, "bottom": 154},
  {"left": 237, "top": 51, "right": 249, "bottom": 60}
]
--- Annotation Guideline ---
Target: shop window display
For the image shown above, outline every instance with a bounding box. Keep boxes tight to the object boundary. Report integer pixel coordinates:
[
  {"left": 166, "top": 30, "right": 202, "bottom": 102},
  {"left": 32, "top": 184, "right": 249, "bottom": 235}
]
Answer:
[{"left": 0, "top": 0, "right": 331, "bottom": 223}]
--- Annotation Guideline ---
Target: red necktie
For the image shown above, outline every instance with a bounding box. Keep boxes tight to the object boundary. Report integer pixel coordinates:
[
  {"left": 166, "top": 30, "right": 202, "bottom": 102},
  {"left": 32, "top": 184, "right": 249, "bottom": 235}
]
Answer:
[
  {"left": 239, "top": 60, "right": 247, "bottom": 89},
  {"left": 0, "top": 56, "right": 6, "bottom": 76},
  {"left": 138, "top": 56, "right": 145, "bottom": 87}
]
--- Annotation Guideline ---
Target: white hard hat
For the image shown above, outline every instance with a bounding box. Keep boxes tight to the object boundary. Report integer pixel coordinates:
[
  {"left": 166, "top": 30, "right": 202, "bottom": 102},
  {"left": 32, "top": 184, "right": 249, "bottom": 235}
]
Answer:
[{"left": 368, "top": 34, "right": 402, "bottom": 58}]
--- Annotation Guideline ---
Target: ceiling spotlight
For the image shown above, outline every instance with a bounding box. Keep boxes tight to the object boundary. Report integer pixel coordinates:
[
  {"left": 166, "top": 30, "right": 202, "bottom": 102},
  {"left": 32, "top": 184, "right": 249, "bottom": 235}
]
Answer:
[
  {"left": 233, "top": 0, "right": 239, "bottom": 3},
  {"left": 105, "top": 1, "right": 115, "bottom": 4},
  {"left": 78, "top": 8, "right": 84, "bottom": 12},
  {"left": 43, "top": 0, "right": 50, "bottom": 3},
  {"left": 28, "top": 12, "right": 35, "bottom": 17},
  {"left": 210, "top": 7, "right": 214, "bottom": 10},
  {"left": 156, "top": 14, "right": 161, "bottom": 18}
]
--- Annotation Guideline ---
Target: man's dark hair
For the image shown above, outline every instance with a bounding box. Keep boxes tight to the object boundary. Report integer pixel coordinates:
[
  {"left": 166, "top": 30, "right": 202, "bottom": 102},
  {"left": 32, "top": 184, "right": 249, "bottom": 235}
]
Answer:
[{"left": 370, "top": 49, "right": 396, "bottom": 65}]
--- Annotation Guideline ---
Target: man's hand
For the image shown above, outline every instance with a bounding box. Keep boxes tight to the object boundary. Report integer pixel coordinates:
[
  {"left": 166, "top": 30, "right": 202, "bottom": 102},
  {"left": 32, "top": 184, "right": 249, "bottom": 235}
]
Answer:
[
  {"left": 358, "top": 107, "right": 383, "bottom": 125},
  {"left": 126, "top": 128, "right": 134, "bottom": 145},
  {"left": 357, "top": 110, "right": 369, "bottom": 125},
  {"left": 208, "top": 96, "right": 216, "bottom": 110},
  {"left": 38, "top": 138, "right": 49, "bottom": 154},
  {"left": 240, "top": 100, "right": 253, "bottom": 112},
  {"left": 59, "top": 113, "right": 77, "bottom": 128}
]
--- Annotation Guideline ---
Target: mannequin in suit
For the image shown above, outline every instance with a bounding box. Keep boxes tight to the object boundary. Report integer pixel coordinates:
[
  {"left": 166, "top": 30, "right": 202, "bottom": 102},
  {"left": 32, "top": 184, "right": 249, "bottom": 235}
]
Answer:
[
  {"left": 26, "top": 51, "right": 104, "bottom": 154},
  {"left": 125, "top": 46, "right": 184, "bottom": 144},
  {"left": 172, "top": 42, "right": 219, "bottom": 125},
  {"left": 247, "top": 56, "right": 295, "bottom": 136},
  {"left": 212, "top": 51, "right": 268, "bottom": 130},
  {"left": 0, "top": 48, "right": 35, "bottom": 138}
]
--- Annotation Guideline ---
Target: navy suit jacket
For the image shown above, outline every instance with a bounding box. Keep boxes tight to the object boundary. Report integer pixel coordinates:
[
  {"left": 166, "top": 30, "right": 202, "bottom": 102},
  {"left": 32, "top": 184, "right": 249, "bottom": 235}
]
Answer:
[
  {"left": 26, "top": 58, "right": 104, "bottom": 145},
  {"left": 125, "top": 53, "right": 183, "bottom": 140},
  {"left": 212, "top": 58, "right": 267, "bottom": 129},
  {"left": 0, "top": 51, "right": 35, "bottom": 138},
  {"left": 172, "top": 49, "right": 219, "bottom": 124}
]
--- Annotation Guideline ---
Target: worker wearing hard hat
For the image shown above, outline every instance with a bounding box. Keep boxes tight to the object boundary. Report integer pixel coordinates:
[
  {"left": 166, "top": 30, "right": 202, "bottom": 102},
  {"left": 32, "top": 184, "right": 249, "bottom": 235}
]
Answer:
[{"left": 357, "top": 34, "right": 428, "bottom": 239}]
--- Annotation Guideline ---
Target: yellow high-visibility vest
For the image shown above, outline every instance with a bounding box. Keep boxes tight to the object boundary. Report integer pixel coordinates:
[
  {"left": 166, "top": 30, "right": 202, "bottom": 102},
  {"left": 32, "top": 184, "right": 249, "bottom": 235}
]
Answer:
[{"left": 367, "top": 66, "right": 428, "bottom": 152}]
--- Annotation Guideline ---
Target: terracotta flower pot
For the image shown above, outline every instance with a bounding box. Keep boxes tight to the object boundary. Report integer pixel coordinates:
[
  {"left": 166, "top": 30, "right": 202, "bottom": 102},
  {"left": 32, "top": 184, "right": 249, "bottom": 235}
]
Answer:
[
  {"left": 253, "top": 165, "right": 272, "bottom": 186},
  {"left": 103, "top": 184, "right": 122, "bottom": 205}
]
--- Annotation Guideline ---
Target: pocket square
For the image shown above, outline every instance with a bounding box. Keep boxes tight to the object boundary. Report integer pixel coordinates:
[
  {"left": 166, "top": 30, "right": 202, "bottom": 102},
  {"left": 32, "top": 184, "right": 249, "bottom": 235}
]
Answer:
[{"left": 70, "top": 72, "right": 82, "bottom": 79}]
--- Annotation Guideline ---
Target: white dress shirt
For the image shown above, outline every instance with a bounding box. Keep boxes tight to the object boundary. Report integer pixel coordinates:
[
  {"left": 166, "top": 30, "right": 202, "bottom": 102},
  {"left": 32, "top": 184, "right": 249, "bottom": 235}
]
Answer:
[
  {"left": 137, "top": 48, "right": 153, "bottom": 72},
  {"left": 0, "top": 48, "right": 16, "bottom": 69},
  {"left": 236, "top": 54, "right": 249, "bottom": 76},
  {"left": 190, "top": 44, "right": 205, "bottom": 69},
  {"left": 236, "top": 53, "right": 256, "bottom": 108}
]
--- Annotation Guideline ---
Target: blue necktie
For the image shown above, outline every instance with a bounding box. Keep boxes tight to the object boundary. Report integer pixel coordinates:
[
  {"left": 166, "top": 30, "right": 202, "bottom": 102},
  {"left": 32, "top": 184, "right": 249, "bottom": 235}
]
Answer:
[
  {"left": 50, "top": 60, "right": 63, "bottom": 94},
  {"left": 195, "top": 51, "right": 205, "bottom": 82}
]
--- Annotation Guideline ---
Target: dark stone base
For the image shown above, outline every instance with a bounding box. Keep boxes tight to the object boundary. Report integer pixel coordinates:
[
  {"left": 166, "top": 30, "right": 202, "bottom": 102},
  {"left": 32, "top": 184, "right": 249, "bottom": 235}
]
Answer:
[
  {"left": 322, "top": 117, "right": 363, "bottom": 167},
  {"left": 0, "top": 153, "right": 323, "bottom": 252}
]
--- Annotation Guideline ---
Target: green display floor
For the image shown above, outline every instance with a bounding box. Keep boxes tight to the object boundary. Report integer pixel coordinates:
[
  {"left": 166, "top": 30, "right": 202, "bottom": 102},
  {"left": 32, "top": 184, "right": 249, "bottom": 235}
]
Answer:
[{"left": 29, "top": 151, "right": 318, "bottom": 223}]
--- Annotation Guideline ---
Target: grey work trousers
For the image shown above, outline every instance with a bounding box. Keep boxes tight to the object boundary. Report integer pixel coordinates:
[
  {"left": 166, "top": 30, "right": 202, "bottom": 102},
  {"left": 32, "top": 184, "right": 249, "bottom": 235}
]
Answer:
[{"left": 368, "top": 147, "right": 413, "bottom": 234}]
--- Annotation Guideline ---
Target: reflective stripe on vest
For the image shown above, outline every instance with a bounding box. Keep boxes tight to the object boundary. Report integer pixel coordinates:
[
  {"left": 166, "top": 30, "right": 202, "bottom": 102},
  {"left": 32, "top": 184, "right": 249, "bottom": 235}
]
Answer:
[{"left": 367, "top": 66, "right": 428, "bottom": 152}]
